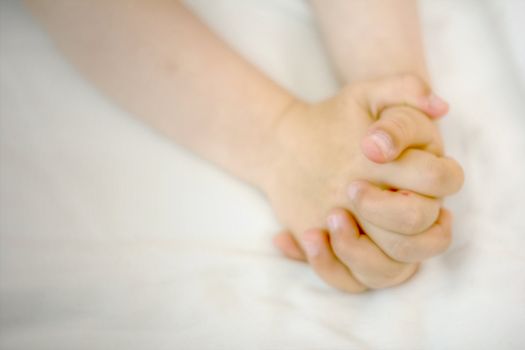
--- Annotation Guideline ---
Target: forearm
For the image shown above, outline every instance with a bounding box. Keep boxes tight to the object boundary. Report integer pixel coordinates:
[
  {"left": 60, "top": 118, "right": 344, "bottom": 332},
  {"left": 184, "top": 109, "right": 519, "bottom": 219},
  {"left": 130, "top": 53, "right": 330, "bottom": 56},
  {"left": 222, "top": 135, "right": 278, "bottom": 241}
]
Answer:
[
  {"left": 25, "top": 0, "right": 296, "bottom": 188},
  {"left": 310, "top": 0, "right": 429, "bottom": 83}
]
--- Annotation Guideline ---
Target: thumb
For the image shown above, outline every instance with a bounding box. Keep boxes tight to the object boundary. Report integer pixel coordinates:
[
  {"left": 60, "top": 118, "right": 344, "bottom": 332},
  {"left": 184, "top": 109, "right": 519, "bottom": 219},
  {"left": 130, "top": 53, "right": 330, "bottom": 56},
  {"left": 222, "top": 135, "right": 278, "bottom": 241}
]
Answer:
[{"left": 361, "top": 106, "right": 444, "bottom": 163}]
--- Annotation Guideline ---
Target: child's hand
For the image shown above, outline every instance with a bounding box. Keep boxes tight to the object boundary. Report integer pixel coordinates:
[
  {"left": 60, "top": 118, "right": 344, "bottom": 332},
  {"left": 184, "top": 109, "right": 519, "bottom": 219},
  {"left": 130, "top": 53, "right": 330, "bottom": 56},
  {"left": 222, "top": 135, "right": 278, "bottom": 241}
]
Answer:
[
  {"left": 274, "top": 207, "right": 453, "bottom": 292},
  {"left": 264, "top": 74, "right": 462, "bottom": 235},
  {"left": 265, "top": 75, "right": 463, "bottom": 292}
]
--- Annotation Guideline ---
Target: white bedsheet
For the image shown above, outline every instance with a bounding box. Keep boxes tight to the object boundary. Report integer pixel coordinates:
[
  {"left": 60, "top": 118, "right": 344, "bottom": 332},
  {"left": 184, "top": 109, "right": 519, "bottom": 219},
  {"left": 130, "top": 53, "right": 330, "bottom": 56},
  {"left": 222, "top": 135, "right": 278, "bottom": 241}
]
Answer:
[{"left": 1, "top": 0, "right": 524, "bottom": 349}]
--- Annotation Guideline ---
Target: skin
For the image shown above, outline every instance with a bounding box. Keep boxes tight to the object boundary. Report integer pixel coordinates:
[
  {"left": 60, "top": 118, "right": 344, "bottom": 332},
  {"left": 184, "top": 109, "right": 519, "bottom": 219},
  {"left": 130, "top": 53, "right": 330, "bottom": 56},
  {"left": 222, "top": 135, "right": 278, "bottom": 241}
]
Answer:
[
  {"left": 271, "top": 80, "right": 462, "bottom": 291},
  {"left": 310, "top": 0, "right": 430, "bottom": 83},
  {"left": 25, "top": 0, "right": 464, "bottom": 292},
  {"left": 274, "top": 0, "right": 464, "bottom": 291}
]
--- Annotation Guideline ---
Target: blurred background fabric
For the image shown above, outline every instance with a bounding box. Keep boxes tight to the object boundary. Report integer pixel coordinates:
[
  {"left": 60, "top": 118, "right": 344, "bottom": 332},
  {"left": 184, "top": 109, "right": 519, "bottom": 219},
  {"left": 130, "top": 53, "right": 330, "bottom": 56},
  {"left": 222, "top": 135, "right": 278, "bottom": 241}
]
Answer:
[{"left": 1, "top": 0, "right": 524, "bottom": 349}]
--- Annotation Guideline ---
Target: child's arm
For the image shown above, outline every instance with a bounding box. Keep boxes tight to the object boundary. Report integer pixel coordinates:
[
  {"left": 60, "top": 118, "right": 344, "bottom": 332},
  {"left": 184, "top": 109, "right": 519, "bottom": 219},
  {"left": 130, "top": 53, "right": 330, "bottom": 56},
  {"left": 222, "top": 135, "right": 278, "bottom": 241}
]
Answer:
[
  {"left": 27, "top": 1, "right": 462, "bottom": 293},
  {"left": 271, "top": 1, "right": 463, "bottom": 291},
  {"left": 310, "top": 0, "right": 430, "bottom": 83},
  {"left": 26, "top": 0, "right": 450, "bottom": 202},
  {"left": 310, "top": 0, "right": 451, "bottom": 165},
  {"left": 25, "top": 0, "right": 295, "bottom": 189}
]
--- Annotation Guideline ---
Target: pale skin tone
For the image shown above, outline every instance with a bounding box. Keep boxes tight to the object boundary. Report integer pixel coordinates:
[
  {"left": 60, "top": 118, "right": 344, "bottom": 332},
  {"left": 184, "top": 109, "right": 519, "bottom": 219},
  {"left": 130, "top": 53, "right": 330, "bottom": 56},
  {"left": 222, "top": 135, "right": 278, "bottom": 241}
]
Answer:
[
  {"left": 274, "top": 0, "right": 464, "bottom": 290},
  {"left": 26, "top": 0, "right": 463, "bottom": 292}
]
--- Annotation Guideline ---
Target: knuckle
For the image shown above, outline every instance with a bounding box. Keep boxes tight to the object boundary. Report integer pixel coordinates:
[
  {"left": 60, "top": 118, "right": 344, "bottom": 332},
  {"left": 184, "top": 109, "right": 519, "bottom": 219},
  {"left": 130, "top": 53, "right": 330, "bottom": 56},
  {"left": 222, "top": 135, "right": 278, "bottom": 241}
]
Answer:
[
  {"left": 399, "top": 73, "right": 427, "bottom": 94},
  {"left": 329, "top": 234, "right": 349, "bottom": 260},
  {"left": 391, "top": 223, "right": 452, "bottom": 263},
  {"left": 380, "top": 266, "right": 405, "bottom": 283},
  {"left": 401, "top": 205, "right": 427, "bottom": 234},
  {"left": 424, "top": 160, "right": 448, "bottom": 189},
  {"left": 390, "top": 237, "right": 416, "bottom": 261},
  {"left": 382, "top": 112, "right": 412, "bottom": 144},
  {"left": 369, "top": 265, "right": 414, "bottom": 289},
  {"left": 333, "top": 239, "right": 359, "bottom": 264}
]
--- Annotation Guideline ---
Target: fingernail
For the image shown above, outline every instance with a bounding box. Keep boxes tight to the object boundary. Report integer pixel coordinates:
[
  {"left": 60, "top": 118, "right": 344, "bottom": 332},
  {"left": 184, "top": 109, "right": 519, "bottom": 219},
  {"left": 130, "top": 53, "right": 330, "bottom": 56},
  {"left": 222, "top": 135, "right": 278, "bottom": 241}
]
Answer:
[
  {"left": 369, "top": 131, "right": 394, "bottom": 159},
  {"left": 428, "top": 93, "right": 449, "bottom": 111},
  {"left": 327, "top": 214, "right": 343, "bottom": 234},
  {"left": 301, "top": 235, "right": 320, "bottom": 257}
]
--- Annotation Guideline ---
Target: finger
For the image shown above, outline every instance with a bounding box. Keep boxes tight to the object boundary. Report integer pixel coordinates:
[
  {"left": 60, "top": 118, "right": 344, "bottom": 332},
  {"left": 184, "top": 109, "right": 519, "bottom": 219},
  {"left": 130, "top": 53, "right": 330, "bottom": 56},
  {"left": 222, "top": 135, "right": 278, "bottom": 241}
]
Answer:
[
  {"left": 273, "top": 230, "right": 307, "bottom": 261},
  {"left": 300, "top": 228, "right": 367, "bottom": 293},
  {"left": 356, "top": 73, "right": 449, "bottom": 119},
  {"left": 372, "top": 149, "right": 465, "bottom": 198},
  {"left": 359, "top": 208, "right": 453, "bottom": 263},
  {"left": 362, "top": 106, "right": 444, "bottom": 163},
  {"left": 326, "top": 208, "right": 418, "bottom": 290},
  {"left": 347, "top": 180, "right": 440, "bottom": 235}
]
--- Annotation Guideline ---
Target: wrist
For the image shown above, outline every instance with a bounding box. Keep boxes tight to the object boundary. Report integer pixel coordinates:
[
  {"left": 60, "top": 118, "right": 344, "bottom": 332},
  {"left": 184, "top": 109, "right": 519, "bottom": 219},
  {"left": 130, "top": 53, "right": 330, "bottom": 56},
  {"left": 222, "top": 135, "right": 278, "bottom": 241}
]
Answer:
[{"left": 255, "top": 97, "right": 310, "bottom": 196}]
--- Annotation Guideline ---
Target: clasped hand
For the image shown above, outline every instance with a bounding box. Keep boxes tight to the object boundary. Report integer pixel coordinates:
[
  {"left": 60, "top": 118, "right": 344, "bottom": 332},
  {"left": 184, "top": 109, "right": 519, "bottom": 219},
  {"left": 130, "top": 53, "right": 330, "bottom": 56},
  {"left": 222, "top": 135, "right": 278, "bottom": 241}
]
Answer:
[{"left": 266, "top": 74, "right": 464, "bottom": 292}]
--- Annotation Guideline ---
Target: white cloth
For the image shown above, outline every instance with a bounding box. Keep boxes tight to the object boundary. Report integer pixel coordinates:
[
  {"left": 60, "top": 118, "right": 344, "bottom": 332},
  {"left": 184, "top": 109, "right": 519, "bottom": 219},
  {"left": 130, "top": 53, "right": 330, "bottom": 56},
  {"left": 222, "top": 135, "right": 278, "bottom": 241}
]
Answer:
[{"left": 1, "top": 0, "right": 524, "bottom": 349}]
